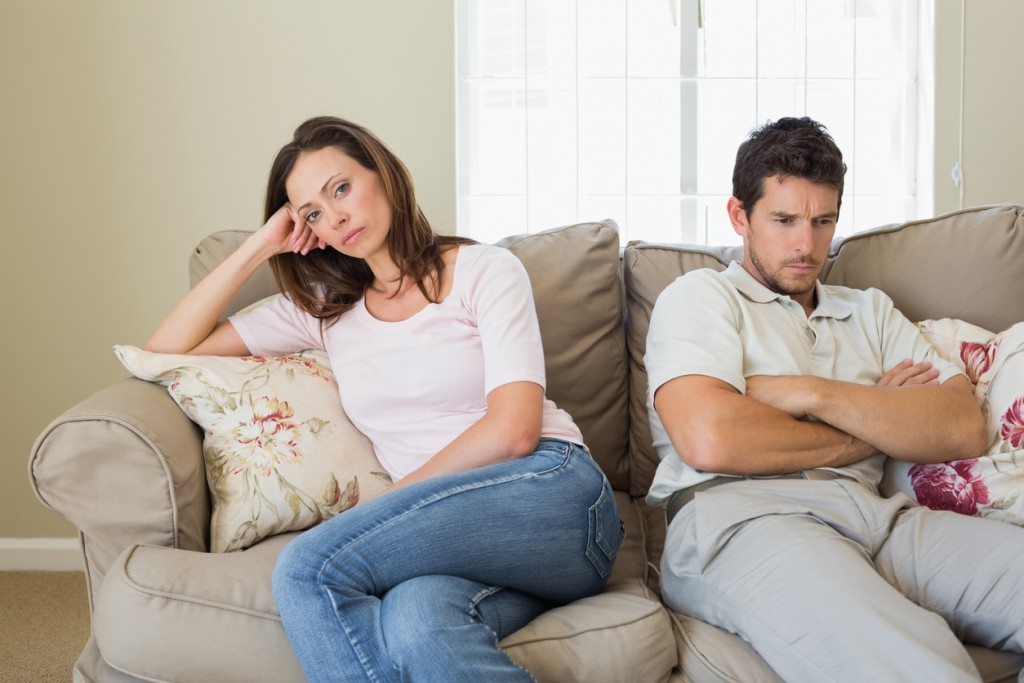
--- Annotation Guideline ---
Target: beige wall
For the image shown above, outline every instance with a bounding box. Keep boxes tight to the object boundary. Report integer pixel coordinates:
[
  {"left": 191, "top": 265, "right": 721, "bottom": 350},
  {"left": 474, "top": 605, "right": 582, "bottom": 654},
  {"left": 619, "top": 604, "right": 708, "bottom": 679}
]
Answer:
[
  {"left": 1, "top": 0, "right": 455, "bottom": 538},
  {"left": 3, "top": 1, "right": 1023, "bottom": 541},
  {"left": 932, "top": 0, "right": 1024, "bottom": 212}
]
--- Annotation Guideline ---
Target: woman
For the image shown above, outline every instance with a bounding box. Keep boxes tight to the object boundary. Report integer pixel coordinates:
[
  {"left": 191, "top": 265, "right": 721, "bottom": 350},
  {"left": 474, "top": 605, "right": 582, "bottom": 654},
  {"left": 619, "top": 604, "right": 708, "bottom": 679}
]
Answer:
[{"left": 147, "top": 116, "right": 624, "bottom": 682}]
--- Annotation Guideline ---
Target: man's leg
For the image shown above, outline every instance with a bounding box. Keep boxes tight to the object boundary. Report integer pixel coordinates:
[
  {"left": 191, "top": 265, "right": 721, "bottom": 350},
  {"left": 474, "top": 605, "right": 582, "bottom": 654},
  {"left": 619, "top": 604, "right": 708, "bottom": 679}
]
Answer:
[
  {"left": 876, "top": 504, "right": 1024, "bottom": 654},
  {"left": 661, "top": 493, "right": 981, "bottom": 682}
]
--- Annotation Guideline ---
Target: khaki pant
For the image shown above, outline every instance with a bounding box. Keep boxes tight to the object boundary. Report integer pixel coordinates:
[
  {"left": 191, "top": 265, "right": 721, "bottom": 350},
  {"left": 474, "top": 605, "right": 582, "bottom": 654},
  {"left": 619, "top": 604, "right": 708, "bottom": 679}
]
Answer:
[{"left": 661, "top": 478, "right": 1024, "bottom": 682}]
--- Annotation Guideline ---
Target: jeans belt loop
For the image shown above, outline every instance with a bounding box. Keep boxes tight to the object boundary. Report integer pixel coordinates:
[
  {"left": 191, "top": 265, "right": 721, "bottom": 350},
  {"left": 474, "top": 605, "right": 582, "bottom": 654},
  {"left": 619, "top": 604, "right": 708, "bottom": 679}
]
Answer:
[{"left": 665, "top": 470, "right": 838, "bottom": 525}]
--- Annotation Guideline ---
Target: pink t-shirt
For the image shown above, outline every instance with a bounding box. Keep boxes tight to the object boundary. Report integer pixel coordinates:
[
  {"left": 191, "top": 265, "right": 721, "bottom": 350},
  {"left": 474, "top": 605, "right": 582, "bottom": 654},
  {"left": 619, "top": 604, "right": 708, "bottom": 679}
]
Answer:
[{"left": 230, "top": 244, "right": 584, "bottom": 480}]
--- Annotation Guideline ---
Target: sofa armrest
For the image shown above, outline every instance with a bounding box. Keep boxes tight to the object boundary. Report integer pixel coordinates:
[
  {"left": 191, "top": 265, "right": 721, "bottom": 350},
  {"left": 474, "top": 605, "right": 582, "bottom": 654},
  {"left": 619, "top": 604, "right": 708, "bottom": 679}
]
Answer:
[{"left": 29, "top": 378, "right": 210, "bottom": 606}]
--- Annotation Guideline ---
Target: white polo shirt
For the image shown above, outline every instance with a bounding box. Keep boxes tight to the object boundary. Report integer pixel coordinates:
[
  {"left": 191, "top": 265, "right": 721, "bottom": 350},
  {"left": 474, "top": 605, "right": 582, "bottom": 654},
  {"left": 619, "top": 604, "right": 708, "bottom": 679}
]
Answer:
[{"left": 645, "top": 262, "right": 962, "bottom": 507}]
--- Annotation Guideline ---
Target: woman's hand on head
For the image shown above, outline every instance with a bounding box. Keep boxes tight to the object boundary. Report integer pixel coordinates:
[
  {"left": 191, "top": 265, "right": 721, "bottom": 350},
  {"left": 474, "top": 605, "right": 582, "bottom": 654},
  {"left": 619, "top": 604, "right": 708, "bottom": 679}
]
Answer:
[{"left": 257, "top": 204, "right": 325, "bottom": 256}]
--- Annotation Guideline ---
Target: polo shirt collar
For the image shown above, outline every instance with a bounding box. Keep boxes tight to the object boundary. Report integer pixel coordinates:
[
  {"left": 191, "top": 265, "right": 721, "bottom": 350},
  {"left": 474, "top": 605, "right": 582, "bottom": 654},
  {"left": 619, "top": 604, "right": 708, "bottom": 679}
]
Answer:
[{"left": 722, "top": 261, "right": 853, "bottom": 320}]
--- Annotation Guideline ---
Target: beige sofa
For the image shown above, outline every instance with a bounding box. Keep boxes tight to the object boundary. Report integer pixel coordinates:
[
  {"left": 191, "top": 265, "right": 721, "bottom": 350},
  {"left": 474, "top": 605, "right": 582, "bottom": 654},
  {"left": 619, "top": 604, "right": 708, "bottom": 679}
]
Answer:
[{"left": 30, "top": 204, "right": 1024, "bottom": 682}]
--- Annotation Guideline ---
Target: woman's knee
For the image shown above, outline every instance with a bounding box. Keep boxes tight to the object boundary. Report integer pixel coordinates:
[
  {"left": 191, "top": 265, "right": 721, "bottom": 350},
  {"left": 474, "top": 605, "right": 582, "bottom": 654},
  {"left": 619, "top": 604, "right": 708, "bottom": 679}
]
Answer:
[
  {"left": 271, "top": 528, "right": 344, "bottom": 602},
  {"left": 379, "top": 577, "right": 474, "bottom": 662},
  {"left": 271, "top": 535, "right": 312, "bottom": 605},
  {"left": 382, "top": 576, "right": 478, "bottom": 628}
]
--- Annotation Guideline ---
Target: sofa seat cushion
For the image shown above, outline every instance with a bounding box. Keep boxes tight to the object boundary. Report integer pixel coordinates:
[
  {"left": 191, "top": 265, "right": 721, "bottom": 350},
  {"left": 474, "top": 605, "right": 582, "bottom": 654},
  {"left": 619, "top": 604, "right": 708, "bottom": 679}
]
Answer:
[
  {"left": 93, "top": 490, "right": 669, "bottom": 682},
  {"left": 670, "top": 611, "right": 782, "bottom": 683},
  {"left": 668, "top": 610, "right": 1024, "bottom": 683},
  {"left": 501, "top": 579, "right": 677, "bottom": 683},
  {"left": 94, "top": 533, "right": 305, "bottom": 682}
]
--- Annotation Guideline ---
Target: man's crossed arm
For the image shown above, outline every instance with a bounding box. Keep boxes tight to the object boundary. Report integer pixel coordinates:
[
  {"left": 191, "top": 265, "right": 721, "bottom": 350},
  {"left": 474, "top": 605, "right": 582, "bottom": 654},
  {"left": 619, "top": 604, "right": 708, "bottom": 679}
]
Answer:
[{"left": 653, "top": 360, "right": 986, "bottom": 477}]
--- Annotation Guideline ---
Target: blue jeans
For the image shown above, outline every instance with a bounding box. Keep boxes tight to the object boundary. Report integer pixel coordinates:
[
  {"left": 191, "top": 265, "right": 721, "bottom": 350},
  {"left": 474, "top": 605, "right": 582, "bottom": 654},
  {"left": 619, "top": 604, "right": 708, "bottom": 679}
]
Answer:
[{"left": 272, "top": 439, "right": 624, "bottom": 683}]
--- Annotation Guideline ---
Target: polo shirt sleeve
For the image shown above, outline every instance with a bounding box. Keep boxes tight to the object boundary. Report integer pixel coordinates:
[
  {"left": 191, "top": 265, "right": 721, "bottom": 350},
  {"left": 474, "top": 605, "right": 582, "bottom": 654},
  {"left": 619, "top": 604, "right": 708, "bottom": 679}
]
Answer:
[
  {"left": 645, "top": 269, "right": 747, "bottom": 401},
  {"left": 871, "top": 289, "right": 963, "bottom": 384}
]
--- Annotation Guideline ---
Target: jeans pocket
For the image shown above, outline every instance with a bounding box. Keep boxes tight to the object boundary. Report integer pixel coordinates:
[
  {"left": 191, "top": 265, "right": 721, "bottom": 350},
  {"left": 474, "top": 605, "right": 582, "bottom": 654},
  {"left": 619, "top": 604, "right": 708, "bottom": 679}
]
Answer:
[{"left": 586, "top": 482, "right": 625, "bottom": 579}]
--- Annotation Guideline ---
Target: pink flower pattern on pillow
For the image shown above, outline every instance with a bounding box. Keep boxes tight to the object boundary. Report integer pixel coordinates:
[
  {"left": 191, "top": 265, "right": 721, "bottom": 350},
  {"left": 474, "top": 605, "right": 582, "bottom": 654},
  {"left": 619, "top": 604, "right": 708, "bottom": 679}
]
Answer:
[
  {"left": 908, "top": 460, "right": 991, "bottom": 516},
  {"left": 1001, "top": 396, "right": 1024, "bottom": 449},
  {"left": 959, "top": 338, "right": 999, "bottom": 387},
  {"left": 223, "top": 396, "right": 303, "bottom": 477},
  {"left": 905, "top": 320, "right": 1024, "bottom": 526}
]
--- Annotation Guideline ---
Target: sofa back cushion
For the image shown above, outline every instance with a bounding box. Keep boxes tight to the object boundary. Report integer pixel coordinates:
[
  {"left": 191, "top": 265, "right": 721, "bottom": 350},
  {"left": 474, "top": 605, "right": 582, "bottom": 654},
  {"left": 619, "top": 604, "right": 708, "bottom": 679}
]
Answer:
[
  {"left": 622, "top": 244, "right": 744, "bottom": 495},
  {"left": 190, "top": 221, "right": 632, "bottom": 490},
  {"left": 190, "top": 230, "right": 281, "bottom": 318},
  {"left": 496, "top": 221, "right": 630, "bottom": 487},
  {"left": 823, "top": 204, "right": 1024, "bottom": 332}
]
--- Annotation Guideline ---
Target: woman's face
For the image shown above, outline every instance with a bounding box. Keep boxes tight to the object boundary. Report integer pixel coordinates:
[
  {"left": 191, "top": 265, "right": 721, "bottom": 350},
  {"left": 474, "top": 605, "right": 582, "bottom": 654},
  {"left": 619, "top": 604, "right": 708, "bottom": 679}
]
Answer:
[{"left": 286, "top": 146, "right": 393, "bottom": 263}]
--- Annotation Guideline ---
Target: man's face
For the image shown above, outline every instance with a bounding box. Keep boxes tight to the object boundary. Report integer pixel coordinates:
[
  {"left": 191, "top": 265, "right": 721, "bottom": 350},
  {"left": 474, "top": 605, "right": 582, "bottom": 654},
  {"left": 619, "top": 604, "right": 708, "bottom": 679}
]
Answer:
[{"left": 728, "top": 175, "right": 839, "bottom": 311}]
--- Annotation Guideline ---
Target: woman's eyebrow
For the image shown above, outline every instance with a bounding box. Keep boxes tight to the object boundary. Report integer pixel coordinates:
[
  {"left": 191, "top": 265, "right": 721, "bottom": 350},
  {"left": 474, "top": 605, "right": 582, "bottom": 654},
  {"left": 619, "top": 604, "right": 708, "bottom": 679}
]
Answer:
[{"left": 297, "top": 173, "right": 345, "bottom": 213}]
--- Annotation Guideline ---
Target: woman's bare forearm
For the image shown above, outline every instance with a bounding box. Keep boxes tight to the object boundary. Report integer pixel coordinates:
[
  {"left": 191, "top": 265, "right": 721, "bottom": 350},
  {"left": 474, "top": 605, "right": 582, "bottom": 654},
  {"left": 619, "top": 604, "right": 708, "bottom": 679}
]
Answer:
[
  {"left": 145, "top": 235, "right": 277, "bottom": 354},
  {"left": 145, "top": 205, "right": 320, "bottom": 355},
  {"left": 386, "top": 382, "right": 544, "bottom": 492}
]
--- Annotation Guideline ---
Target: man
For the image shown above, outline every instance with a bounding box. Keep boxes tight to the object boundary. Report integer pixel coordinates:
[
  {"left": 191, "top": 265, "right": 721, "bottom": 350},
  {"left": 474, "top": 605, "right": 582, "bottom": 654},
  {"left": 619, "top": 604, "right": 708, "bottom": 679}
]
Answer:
[{"left": 646, "top": 116, "right": 1024, "bottom": 681}]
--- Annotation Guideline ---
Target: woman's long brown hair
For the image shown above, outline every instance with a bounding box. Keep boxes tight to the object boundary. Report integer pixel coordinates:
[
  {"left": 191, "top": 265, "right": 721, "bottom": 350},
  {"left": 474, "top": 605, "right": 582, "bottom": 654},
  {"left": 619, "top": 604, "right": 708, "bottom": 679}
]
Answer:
[{"left": 264, "top": 116, "right": 473, "bottom": 328}]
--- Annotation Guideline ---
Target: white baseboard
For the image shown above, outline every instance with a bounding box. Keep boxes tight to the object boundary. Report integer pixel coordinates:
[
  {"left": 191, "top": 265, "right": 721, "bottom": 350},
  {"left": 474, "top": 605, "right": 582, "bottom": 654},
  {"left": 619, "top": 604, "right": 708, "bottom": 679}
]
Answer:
[{"left": 0, "top": 537, "right": 84, "bottom": 571}]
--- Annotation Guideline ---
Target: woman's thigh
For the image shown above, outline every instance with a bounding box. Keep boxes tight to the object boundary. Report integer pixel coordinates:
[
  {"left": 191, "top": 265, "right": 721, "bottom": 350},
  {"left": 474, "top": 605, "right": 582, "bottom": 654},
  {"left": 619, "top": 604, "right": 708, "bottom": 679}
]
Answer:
[{"left": 276, "top": 439, "right": 622, "bottom": 604}]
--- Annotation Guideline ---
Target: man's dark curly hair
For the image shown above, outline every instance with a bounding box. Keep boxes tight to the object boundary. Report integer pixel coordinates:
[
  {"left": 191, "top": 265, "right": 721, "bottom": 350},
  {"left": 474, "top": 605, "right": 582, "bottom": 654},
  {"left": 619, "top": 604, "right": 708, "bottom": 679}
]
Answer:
[{"left": 732, "top": 116, "right": 846, "bottom": 217}]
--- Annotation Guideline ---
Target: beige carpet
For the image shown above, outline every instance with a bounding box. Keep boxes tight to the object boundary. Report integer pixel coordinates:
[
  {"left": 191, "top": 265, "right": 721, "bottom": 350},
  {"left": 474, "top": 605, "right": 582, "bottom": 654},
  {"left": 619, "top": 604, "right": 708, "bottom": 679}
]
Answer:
[{"left": 0, "top": 571, "right": 90, "bottom": 682}]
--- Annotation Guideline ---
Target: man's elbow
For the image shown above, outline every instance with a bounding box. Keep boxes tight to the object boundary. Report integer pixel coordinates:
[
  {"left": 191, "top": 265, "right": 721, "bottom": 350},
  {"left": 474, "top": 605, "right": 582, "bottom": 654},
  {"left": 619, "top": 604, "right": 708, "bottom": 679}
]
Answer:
[
  {"left": 958, "top": 413, "right": 988, "bottom": 459},
  {"left": 940, "top": 379, "right": 988, "bottom": 459},
  {"left": 671, "top": 428, "right": 735, "bottom": 473},
  {"left": 949, "top": 388, "right": 988, "bottom": 458}
]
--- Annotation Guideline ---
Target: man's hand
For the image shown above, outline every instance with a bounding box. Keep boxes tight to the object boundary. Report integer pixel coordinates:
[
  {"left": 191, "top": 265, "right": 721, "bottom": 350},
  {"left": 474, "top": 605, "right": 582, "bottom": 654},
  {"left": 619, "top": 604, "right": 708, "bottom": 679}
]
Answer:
[
  {"left": 877, "top": 359, "right": 939, "bottom": 387},
  {"left": 746, "top": 360, "right": 940, "bottom": 418}
]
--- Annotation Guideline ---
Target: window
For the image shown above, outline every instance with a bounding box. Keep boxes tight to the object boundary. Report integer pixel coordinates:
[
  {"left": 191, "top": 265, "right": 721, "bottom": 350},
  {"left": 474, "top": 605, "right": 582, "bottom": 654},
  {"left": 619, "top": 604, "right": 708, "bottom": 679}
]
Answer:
[{"left": 456, "top": 0, "right": 923, "bottom": 244}]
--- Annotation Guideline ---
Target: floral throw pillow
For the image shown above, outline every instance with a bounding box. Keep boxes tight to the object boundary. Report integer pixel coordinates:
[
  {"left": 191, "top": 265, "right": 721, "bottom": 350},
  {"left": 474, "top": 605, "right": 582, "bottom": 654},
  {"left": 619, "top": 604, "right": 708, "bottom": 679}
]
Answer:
[
  {"left": 887, "top": 319, "right": 1024, "bottom": 525},
  {"left": 114, "top": 345, "right": 391, "bottom": 552}
]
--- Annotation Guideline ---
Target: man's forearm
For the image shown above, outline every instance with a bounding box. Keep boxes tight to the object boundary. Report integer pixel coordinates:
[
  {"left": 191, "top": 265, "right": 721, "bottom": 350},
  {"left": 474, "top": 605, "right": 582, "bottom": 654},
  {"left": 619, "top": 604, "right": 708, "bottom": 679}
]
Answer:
[
  {"left": 704, "top": 412, "right": 879, "bottom": 476},
  {"left": 749, "top": 375, "right": 987, "bottom": 463},
  {"left": 656, "top": 375, "right": 879, "bottom": 476},
  {"left": 810, "top": 377, "right": 985, "bottom": 462}
]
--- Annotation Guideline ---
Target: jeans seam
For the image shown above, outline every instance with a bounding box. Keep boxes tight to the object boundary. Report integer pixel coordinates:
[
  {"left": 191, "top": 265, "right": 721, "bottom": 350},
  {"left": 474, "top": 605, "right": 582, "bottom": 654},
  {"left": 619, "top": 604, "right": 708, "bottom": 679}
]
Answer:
[
  {"left": 585, "top": 484, "right": 621, "bottom": 578},
  {"left": 465, "top": 585, "right": 540, "bottom": 683},
  {"left": 327, "top": 586, "right": 384, "bottom": 682},
  {"left": 466, "top": 585, "right": 503, "bottom": 624}
]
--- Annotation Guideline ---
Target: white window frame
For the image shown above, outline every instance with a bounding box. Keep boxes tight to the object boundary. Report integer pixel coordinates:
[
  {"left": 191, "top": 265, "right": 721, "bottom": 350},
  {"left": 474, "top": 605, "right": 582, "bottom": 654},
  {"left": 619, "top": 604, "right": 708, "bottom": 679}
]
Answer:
[{"left": 456, "top": 0, "right": 931, "bottom": 245}]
